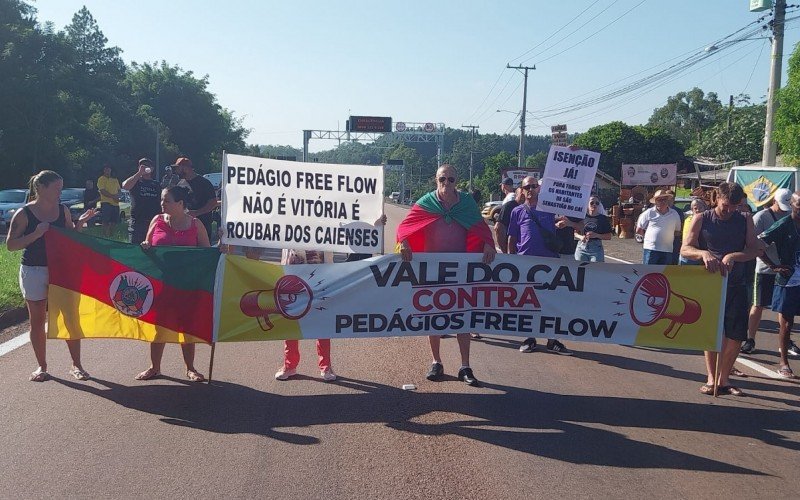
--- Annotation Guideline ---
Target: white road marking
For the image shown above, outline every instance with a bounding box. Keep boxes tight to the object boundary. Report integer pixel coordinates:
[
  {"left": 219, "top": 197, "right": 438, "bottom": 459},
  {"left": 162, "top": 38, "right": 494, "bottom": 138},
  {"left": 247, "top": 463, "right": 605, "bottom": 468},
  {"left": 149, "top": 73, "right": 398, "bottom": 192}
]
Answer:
[
  {"left": 605, "top": 255, "right": 633, "bottom": 264},
  {"left": 736, "top": 356, "right": 785, "bottom": 379},
  {"left": 0, "top": 332, "right": 30, "bottom": 357}
]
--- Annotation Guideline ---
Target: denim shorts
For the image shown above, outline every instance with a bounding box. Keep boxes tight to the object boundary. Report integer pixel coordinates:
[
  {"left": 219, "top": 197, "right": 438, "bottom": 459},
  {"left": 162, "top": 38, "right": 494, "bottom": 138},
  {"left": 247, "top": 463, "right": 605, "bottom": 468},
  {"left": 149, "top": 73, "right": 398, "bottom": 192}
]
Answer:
[{"left": 574, "top": 240, "right": 604, "bottom": 262}]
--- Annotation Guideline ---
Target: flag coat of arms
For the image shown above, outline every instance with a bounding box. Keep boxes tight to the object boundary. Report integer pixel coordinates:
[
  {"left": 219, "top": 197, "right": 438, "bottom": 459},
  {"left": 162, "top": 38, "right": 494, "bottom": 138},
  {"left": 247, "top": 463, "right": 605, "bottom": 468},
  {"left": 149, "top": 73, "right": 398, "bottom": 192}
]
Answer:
[{"left": 45, "top": 228, "right": 220, "bottom": 343}]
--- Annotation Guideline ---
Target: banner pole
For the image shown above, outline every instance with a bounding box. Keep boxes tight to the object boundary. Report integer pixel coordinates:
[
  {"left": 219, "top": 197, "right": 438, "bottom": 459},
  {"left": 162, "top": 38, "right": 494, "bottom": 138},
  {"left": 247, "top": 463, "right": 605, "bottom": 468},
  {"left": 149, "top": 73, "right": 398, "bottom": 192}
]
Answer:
[
  {"left": 208, "top": 342, "right": 216, "bottom": 383},
  {"left": 713, "top": 351, "right": 720, "bottom": 397}
]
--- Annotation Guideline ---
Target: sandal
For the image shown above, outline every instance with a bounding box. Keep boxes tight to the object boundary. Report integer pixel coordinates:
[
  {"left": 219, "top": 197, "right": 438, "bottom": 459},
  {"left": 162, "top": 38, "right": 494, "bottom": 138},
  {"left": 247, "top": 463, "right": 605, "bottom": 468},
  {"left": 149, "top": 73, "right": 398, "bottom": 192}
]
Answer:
[
  {"left": 699, "top": 384, "right": 714, "bottom": 395},
  {"left": 69, "top": 367, "right": 91, "bottom": 381},
  {"left": 134, "top": 367, "right": 161, "bottom": 380},
  {"left": 777, "top": 365, "right": 795, "bottom": 379},
  {"left": 186, "top": 370, "right": 205, "bottom": 382},
  {"left": 730, "top": 367, "right": 747, "bottom": 377},
  {"left": 29, "top": 368, "right": 49, "bottom": 382},
  {"left": 719, "top": 385, "right": 744, "bottom": 396}
]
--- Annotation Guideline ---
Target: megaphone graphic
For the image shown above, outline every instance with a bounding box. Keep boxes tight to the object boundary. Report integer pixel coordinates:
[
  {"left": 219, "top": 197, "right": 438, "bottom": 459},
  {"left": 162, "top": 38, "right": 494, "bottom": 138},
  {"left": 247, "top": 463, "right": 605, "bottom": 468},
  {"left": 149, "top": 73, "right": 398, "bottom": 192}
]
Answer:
[
  {"left": 629, "top": 273, "right": 701, "bottom": 339},
  {"left": 239, "top": 275, "right": 314, "bottom": 331}
]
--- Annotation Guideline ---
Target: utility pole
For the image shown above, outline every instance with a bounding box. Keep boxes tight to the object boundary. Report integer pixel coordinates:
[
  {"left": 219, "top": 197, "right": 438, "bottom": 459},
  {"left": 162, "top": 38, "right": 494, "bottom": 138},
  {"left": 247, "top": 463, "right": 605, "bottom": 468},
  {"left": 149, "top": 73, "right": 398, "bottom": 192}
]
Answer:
[
  {"left": 507, "top": 64, "right": 535, "bottom": 168},
  {"left": 763, "top": 0, "right": 785, "bottom": 167},
  {"left": 461, "top": 125, "right": 479, "bottom": 190}
]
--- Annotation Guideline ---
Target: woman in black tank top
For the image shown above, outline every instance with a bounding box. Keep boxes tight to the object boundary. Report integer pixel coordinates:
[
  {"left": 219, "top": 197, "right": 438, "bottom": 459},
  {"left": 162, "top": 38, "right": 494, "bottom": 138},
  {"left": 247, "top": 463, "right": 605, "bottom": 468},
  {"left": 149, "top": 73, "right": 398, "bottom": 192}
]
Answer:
[{"left": 6, "top": 170, "right": 97, "bottom": 382}]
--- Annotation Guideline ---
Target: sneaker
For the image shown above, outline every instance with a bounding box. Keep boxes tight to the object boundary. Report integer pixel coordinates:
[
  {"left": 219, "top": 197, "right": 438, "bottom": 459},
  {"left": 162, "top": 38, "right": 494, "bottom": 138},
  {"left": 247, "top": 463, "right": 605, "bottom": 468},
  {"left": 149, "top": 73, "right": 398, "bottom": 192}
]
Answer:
[
  {"left": 274, "top": 367, "right": 297, "bottom": 380},
  {"left": 457, "top": 367, "right": 480, "bottom": 387},
  {"left": 546, "top": 339, "right": 574, "bottom": 356},
  {"left": 321, "top": 368, "right": 336, "bottom": 381},
  {"left": 740, "top": 338, "right": 755, "bottom": 354},
  {"left": 788, "top": 341, "right": 800, "bottom": 358},
  {"left": 519, "top": 338, "right": 537, "bottom": 353},
  {"left": 426, "top": 362, "right": 444, "bottom": 381}
]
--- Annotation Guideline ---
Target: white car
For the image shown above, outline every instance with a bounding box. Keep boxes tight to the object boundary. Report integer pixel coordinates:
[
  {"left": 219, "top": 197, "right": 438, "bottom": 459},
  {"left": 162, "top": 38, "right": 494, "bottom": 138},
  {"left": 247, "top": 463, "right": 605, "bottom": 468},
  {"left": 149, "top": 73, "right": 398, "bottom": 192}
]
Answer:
[{"left": 0, "top": 189, "right": 29, "bottom": 232}]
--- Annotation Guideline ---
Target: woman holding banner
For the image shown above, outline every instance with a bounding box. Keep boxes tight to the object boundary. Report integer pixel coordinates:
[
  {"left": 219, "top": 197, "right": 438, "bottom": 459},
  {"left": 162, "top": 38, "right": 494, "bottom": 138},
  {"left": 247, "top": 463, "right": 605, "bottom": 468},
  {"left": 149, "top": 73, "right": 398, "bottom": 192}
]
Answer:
[
  {"left": 135, "top": 186, "right": 211, "bottom": 382},
  {"left": 6, "top": 170, "right": 96, "bottom": 382},
  {"left": 396, "top": 164, "right": 495, "bottom": 387}
]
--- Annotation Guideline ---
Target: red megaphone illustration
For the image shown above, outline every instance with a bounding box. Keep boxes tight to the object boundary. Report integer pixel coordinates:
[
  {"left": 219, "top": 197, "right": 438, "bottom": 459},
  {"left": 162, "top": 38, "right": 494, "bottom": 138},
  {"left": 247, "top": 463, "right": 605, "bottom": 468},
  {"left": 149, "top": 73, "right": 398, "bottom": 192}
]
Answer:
[
  {"left": 629, "top": 273, "right": 701, "bottom": 339},
  {"left": 239, "top": 275, "right": 313, "bottom": 331}
]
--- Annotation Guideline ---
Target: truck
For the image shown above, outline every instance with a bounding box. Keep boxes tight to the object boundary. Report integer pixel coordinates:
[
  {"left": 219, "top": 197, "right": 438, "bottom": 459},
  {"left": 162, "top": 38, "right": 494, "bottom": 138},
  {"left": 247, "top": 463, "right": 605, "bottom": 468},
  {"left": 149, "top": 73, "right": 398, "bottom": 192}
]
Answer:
[{"left": 726, "top": 165, "right": 800, "bottom": 210}]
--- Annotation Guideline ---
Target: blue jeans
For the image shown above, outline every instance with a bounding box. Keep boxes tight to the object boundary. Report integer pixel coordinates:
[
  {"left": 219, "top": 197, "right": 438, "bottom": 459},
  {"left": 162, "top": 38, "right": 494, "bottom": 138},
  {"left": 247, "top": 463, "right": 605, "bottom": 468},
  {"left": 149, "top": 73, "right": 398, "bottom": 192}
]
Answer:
[
  {"left": 575, "top": 240, "right": 604, "bottom": 262},
  {"left": 642, "top": 249, "right": 672, "bottom": 265}
]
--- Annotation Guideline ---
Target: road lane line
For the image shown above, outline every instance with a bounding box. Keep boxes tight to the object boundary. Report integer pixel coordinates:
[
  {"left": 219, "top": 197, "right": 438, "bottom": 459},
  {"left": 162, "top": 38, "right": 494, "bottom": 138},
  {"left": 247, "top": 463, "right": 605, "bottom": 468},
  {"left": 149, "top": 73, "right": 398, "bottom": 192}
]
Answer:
[
  {"left": 0, "top": 332, "right": 30, "bottom": 357},
  {"left": 736, "top": 356, "right": 783, "bottom": 379},
  {"left": 605, "top": 254, "right": 633, "bottom": 264}
]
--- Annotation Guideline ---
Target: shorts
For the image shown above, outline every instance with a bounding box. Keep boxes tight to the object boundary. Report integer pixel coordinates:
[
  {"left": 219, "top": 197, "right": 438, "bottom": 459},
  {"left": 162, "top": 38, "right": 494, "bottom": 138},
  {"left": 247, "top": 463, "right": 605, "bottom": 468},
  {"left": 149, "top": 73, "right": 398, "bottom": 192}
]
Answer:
[
  {"left": 19, "top": 265, "right": 48, "bottom": 301},
  {"left": 753, "top": 273, "right": 776, "bottom": 308},
  {"left": 723, "top": 285, "right": 748, "bottom": 342},
  {"left": 771, "top": 284, "right": 800, "bottom": 318},
  {"left": 100, "top": 203, "right": 120, "bottom": 224},
  {"left": 642, "top": 249, "right": 672, "bottom": 265}
]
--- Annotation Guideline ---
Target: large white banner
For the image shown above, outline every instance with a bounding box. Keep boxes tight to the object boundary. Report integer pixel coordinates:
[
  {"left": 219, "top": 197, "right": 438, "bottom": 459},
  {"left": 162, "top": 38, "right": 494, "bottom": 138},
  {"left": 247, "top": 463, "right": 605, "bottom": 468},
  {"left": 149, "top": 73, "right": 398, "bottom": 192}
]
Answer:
[
  {"left": 216, "top": 253, "right": 725, "bottom": 352},
  {"left": 537, "top": 146, "right": 600, "bottom": 218},
  {"left": 622, "top": 164, "right": 677, "bottom": 186},
  {"left": 221, "top": 154, "right": 385, "bottom": 253}
]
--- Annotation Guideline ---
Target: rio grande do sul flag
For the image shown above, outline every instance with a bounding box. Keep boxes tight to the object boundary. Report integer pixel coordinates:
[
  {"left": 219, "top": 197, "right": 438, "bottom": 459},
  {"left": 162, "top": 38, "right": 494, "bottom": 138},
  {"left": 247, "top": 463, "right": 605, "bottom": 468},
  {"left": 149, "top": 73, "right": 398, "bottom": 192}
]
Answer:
[{"left": 45, "top": 228, "right": 220, "bottom": 344}]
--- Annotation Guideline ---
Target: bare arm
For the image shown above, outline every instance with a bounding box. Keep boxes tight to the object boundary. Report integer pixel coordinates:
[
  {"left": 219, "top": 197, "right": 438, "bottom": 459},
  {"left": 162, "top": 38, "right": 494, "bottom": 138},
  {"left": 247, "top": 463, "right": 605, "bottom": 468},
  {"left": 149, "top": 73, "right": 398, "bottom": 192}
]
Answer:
[
  {"left": 195, "top": 218, "right": 211, "bottom": 248},
  {"left": 5, "top": 209, "right": 45, "bottom": 252},
  {"left": 508, "top": 235, "right": 518, "bottom": 255},
  {"left": 122, "top": 165, "right": 146, "bottom": 190},
  {"left": 494, "top": 222, "right": 508, "bottom": 253},
  {"left": 189, "top": 198, "right": 219, "bottom": 218}
]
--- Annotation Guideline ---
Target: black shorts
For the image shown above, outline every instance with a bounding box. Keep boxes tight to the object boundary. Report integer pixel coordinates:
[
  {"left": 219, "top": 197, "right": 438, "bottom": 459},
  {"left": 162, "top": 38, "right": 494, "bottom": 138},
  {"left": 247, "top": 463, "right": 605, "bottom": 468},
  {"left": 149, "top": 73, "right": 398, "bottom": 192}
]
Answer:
[
  {"left": 724, "top": 285, "right": 748, "bottom": 342},
  {"left": 753, "top": 273, "right": 776, "bottom": 308},
  {"left": 771, "top": 285, "right": 800, "bottom": 318},
  {"left": 100, "top": 203, "right": 120, "bottom": 224}
]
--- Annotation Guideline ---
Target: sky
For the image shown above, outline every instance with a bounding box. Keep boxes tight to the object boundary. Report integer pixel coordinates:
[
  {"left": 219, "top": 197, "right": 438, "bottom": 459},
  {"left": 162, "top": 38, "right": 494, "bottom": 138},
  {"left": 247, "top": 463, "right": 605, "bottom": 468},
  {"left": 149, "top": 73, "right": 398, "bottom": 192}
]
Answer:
[{"left": 31, "top": 0, "right": 800, "bottom": 153}]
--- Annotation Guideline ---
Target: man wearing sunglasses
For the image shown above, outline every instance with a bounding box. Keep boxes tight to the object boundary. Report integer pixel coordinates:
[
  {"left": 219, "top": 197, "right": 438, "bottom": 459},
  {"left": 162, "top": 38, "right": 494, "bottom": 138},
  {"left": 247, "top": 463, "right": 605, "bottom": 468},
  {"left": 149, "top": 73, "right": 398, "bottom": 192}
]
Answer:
[
  {"left": 507, "top": 176, "right": 574, "bottom": 356},
  {"left": 397, "top": 165, "right": 495, "bottom": 386}
]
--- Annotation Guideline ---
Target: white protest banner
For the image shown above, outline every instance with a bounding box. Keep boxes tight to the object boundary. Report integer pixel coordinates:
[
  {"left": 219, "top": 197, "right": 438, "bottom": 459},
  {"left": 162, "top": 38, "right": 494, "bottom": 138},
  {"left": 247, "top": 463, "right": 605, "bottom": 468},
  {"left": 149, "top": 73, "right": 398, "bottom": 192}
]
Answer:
[
  {"left": 622, "top": 164, "right": 677, "bottom": 186},
  {"left": 537, "top": 146, "right": 600, "bottom": 218},
  {"left": 502, "top": 169, "right": 539, "bottom": 185},
  {"left": 216, "top": 253, "right": 725, "bottom": 352},
  {"left": 222, "top": 154, "right": 384, "bottom": 253}
]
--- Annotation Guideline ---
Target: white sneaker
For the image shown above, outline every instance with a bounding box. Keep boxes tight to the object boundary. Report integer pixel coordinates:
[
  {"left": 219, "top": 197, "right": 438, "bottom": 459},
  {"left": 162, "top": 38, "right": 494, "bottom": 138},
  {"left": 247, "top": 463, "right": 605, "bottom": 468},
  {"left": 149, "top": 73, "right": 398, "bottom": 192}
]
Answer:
[
  {"left": 275, "top": 367, "right": 297, "bottom": 380},
  {"left": 321, "top": 368, "right": 336, "bottom": 381}
]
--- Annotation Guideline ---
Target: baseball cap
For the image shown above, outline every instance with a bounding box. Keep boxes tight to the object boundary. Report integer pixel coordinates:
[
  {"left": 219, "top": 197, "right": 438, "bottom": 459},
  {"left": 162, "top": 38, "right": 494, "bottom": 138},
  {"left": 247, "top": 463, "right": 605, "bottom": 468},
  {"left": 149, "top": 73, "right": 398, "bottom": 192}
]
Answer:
[
  {"left": 774, "top": 188, "right": 792, "bottom": 211},
  {"left": 501, "top": 177, "right": 514, "bottom": 186},
  {"left": 138, "top": 158, "right": 153, "bottom": 166},
  {"left": 175, "top": 157, "right": 193, "bottom": 168}
]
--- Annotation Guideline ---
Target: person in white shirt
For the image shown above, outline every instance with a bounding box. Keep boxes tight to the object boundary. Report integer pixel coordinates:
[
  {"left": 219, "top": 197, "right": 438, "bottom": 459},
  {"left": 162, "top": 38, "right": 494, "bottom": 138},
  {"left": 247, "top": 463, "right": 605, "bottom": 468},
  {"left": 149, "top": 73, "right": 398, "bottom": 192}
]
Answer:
[{"left": 636, "top": 189, "right": 682, "bottom": 265}]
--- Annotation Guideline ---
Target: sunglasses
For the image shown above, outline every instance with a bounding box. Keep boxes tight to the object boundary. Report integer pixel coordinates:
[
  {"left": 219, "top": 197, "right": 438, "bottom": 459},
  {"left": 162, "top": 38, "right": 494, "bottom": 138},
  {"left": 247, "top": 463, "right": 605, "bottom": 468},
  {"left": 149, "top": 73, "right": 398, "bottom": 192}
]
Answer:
[
  {"left": 438, "top": 176, "right": 456, "bottom": 184},
  {"left": 522, "top": 184, "right": 537, "bottom": 191},
  {"left": 589, "top": 201, "right": 599, "bottom": 206}
]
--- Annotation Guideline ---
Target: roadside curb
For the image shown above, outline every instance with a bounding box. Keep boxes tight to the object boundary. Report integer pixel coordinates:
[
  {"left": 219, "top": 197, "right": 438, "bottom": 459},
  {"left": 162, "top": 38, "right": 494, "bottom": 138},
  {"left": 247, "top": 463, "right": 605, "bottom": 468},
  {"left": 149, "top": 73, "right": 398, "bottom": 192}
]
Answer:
[{"left": 0, "top": 307, "right": 27, "bottom": 330}]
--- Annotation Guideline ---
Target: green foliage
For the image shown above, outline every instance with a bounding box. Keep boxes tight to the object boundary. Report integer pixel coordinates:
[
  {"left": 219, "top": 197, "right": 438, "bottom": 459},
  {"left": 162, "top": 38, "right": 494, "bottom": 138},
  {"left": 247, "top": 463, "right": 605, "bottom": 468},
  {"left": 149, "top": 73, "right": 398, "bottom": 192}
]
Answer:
[
  {"left": 525, "top": 151, "right": 547, "bottom": 169},
  {"left": 0, "top": 1, "right": 249, "bottom": 188},
  {"left": 776, "top": 42, "right": 800, "bottom": 165},
  {"left": 471, "top": 151, "right": 516, "bottom": 202},
  {"left": 572, "top": 122, "right": 684, "bottom": 180},
  {"left": 648, "top": 87, "right": 723, "bottom": 147},
  {"left": 0, "top": 246, "right": 24, "bottom": 312},
  {"left": 689, "top": 95, "right": 765, "bottom": 164}
]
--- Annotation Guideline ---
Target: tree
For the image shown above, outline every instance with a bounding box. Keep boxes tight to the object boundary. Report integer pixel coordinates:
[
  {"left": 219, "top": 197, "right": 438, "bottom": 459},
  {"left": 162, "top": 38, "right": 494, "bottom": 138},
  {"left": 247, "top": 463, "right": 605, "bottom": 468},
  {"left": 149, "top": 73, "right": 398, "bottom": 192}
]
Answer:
[
  {"left": 572, "top": 122, "right": 684, "bottom": 180},
  {"left": 648, "top": 87, "right": 723, "bottom": 147},
  {"left": 775, "top": 43, "right": 800, "bottom": 165},
  {"left": 689, "top": 95, "right": 765, "bottom": 164}
]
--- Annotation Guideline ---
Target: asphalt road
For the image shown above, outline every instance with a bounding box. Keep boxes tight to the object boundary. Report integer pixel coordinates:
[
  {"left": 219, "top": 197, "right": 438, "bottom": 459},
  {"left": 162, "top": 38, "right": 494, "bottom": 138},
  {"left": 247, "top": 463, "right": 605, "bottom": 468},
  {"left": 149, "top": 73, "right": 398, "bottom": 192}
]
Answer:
[{"left": 0, "top": 201, "right": 798, "bottom": 499}]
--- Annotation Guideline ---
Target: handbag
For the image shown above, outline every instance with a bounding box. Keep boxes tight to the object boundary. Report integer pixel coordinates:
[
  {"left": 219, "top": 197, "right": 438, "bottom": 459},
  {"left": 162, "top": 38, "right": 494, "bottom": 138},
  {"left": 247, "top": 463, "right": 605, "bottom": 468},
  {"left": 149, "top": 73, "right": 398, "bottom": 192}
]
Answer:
[{"left": 529, "top": 209, "right": 563, "bottom": 254}]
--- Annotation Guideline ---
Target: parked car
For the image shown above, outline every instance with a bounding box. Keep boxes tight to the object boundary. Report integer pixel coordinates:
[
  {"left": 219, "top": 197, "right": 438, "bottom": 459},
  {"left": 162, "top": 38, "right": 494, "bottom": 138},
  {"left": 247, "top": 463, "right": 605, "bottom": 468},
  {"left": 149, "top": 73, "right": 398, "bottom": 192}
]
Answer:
[
  {"left": 203, "top": 172, "right": 223, "bottom": 191},
  {"left": 0, "top": 189, "right": 29, "bottom": 232},
  {"left": 481, "top": 201, "right": 503, "bottom": 222}
]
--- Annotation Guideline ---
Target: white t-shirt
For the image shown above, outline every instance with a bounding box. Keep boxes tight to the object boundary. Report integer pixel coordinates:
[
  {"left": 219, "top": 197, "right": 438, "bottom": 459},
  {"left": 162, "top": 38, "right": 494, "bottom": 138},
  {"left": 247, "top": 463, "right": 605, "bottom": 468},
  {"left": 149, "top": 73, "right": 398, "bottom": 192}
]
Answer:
[
  {"left": 753, "top": 207, "right": 785, "bottom": 275},
  {"left": 503, "top": 192, "right": 516, "bottom": 203},
  {"left": 636, "top": 207, "right": 681, "bottom": 252}
]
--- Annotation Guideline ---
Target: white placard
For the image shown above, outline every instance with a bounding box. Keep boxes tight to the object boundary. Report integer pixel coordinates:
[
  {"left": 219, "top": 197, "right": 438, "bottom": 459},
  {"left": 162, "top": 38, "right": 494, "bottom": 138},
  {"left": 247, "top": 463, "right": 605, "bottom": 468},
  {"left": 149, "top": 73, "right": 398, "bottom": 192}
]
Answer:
[
  {"left": 621, "top": 164, "right": 677, "bottom": 186},
  {"left": 537, "top": 146, "right": 600, "bottom": 218},
  {"left": 222, "top": 154, "right": 384, "bottom": 253}
]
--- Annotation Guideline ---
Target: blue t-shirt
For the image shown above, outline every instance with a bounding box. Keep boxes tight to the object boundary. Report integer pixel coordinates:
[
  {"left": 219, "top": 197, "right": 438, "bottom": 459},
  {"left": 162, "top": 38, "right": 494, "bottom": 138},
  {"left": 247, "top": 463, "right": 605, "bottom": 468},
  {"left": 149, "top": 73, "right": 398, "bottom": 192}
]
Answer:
[{"left": 508, "top": 204, "right": 558, "bottom": 258}]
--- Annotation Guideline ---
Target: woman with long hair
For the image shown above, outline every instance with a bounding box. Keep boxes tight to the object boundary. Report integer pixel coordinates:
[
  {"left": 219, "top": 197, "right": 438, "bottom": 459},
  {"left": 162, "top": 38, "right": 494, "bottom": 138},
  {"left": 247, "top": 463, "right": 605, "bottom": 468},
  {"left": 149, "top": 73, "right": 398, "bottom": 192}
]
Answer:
[
  {"left": 135, "top": 186, "right": 211, "bottom": 382},
  {"left": 6, "top": 170, "right": 96, "bottom": 381}
]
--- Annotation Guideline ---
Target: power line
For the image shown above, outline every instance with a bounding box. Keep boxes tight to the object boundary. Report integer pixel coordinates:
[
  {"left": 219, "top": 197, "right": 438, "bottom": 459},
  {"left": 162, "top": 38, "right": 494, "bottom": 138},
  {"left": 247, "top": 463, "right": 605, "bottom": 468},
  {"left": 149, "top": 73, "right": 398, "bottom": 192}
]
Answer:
[{"left": 511, "top": 0, "right": 604, "bottom": 63}]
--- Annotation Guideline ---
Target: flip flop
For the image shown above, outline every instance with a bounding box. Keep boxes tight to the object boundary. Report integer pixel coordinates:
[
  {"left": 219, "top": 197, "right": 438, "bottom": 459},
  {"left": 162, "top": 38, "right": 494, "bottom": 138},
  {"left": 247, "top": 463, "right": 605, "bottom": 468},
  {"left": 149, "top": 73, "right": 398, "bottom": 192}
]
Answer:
[
  {"left": 69, "top": 367, "right": 91, "bottom": 381},
  {"left": 777, "top": 365, "right": 795, "bottom": 379},
  {"left": 29, "top": 368, "right": 49, "bottom": 382},
  {"left": 186, "top": 370, "right": 205, "bottom": 382},
  {"left": 134, "top": 367, "right": 161, "bottom": 380},
  {"left": 730, "top": 367, "right": 748, "bottom": 377},
  {"left": 699, "top": 384, "right": 714, "bottom": 395},
  {"left": 720, "top": 385, "right": 744, "bottom": 396}
]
